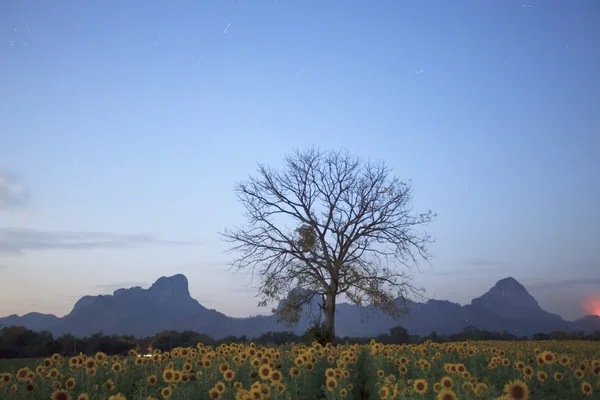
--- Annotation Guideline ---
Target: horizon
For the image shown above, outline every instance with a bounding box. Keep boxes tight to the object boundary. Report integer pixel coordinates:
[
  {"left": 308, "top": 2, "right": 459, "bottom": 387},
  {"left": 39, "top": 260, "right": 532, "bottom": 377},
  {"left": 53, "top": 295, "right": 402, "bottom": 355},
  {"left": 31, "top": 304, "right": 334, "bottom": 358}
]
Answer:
[
  {"left": 2, "top": 1, "right": 599, "bottom": 322},
  {"left": 3, "top": 272, "right": 600, "bottom": 322}
]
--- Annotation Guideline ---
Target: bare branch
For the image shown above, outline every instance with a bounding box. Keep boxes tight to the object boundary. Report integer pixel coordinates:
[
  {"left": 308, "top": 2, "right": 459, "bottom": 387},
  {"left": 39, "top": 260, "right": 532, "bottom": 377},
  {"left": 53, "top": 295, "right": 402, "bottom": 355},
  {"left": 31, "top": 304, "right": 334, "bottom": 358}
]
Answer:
[{"left": 220, "top": 147, "right": 436, "bottom": 341}]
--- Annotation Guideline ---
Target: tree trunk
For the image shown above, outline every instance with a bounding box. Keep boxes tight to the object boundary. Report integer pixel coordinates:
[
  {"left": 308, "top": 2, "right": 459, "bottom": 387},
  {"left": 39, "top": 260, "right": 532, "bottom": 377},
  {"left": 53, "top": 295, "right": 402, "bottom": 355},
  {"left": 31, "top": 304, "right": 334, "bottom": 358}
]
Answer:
[{"left": 323, "top": 292, "right": 336, "bottom": 343}]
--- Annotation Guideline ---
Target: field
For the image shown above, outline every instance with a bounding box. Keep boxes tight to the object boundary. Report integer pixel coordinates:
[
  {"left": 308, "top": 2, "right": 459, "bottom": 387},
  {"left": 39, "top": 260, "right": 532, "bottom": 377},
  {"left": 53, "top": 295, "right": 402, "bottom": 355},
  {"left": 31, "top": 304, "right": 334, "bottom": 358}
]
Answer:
[{"left": 1, "top": 340, "right": 599, "bottom": 399}]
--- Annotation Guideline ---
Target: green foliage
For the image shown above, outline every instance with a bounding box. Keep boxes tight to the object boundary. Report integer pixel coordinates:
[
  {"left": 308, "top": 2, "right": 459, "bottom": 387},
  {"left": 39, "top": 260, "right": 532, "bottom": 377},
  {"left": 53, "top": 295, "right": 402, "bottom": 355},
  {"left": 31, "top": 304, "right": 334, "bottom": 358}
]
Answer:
[{"left": 301, "top": 318, "right": 328, "bottom": 346}]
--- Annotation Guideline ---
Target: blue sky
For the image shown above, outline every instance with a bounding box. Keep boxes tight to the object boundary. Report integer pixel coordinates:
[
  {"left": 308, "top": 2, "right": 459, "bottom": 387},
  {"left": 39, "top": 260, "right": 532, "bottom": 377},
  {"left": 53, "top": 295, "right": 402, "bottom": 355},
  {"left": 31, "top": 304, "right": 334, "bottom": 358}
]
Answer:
[{"left": 1, "top": 0, "right": 599, "bottom": 321}]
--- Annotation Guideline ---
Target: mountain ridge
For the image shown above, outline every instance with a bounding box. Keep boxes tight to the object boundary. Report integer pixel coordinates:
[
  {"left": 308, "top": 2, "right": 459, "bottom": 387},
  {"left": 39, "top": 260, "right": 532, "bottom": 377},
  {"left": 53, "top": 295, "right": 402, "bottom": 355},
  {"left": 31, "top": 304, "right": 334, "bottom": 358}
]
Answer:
[{"left": 1, "top": 274, "right": 598, "bottom": 339}]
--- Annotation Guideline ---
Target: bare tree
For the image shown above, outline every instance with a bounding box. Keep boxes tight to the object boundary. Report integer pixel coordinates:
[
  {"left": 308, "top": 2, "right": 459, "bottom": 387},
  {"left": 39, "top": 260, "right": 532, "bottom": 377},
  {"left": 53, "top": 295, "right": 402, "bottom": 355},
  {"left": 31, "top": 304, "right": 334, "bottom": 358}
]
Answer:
[{"left": 221, "top": 148, "right": 436, "bottom": 342}]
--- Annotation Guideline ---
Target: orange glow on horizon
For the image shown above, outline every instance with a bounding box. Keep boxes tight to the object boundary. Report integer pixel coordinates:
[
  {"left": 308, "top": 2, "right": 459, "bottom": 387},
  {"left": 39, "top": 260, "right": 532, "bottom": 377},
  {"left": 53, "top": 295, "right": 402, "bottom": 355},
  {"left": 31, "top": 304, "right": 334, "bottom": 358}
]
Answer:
[{"left": 583, "top": 297, "right": 600, "bottom": 316}]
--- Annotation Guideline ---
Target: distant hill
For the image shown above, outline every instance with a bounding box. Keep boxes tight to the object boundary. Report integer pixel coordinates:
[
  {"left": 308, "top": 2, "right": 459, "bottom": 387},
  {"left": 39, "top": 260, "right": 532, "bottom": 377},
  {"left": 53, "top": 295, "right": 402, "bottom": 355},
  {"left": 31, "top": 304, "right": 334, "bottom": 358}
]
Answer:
[{"left": 1, "top": 274, "right": 598, "bottom": 339}]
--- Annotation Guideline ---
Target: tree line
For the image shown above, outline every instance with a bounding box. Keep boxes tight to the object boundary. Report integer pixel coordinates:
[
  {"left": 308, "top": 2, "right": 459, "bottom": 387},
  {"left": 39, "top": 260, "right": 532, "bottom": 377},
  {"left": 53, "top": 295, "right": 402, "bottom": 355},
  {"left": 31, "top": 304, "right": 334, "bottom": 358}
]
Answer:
[{"left": 1, "top": 324, "right": 598, "bottom": 359}]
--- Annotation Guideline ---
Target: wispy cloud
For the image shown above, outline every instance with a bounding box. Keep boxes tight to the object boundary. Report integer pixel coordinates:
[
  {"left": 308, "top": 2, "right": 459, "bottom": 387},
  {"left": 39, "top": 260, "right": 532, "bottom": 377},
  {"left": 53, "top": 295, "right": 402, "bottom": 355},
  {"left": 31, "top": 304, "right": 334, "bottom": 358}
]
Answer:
[
  {"left": 0, "top": 227, "right": 200, "bottom": 254},
  {"left": 0, "top": 169, "right": 29, "bottom": 210},
  {"left": 528, "top": 278, "right": 600, "bottom": 290},
  {"left": 465, "top": 258, "right": 506, "bottom": 267},
  {"left": 0, "top": 265, "right": 7, "bottom": 270}
]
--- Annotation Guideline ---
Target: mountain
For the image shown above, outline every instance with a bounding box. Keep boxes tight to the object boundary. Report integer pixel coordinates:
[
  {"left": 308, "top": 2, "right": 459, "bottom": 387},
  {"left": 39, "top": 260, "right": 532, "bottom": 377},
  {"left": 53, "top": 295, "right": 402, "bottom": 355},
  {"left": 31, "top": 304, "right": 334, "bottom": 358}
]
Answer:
[
  {"left": 469, "top": 277, "right": 571, "bottom": 333},
  {"left": 1, "top": 274, "right": 598, "bottom": 339}
]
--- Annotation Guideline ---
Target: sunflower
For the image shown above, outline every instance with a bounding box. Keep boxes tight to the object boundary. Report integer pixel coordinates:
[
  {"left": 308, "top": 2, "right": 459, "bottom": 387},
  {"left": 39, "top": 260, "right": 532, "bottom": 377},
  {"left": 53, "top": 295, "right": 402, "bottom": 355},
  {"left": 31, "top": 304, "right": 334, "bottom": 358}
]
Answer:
[
  {"left": 475, "top": 382, "right": 488, "bottom": 396},
  {"left": 160, "top": 386, "right": 172, "bottom": 399},
  {"left": 436, "top": 389, "right": 457, "bottom": 400},
  {"left": 541, "top": 351, "right": 556, "bottom": 365},
  {"left": 208, "top": 388, "right": 220, "bottom": 399},
  {"left": 514, "top": 361, "right": 524, "bottom": 370},
  {"left": 223, "top": 369, "right": 235, "bottom": 381},
  {"left": 76, "top": 394, "right": 89, "bottom": 400},
  {"left": 581, "top": 381, "right": 593, "bottom": 396},
  {"left": 103, "top": 379, "right": 115, "bottom": 392},
  {"left": 214, "top": 381, "right": 226, "bottom": 394},
  {"left": 48, "top": 368, "right": 61, "bottom": 379},
  {"left": 440, "top": 376, "right": 454, "bottom": 389},
  {"left": 65, "top": 377, "right": 76, "bottom": 390},
  {"left": 413, "top": 379, "right": 428, "bottom": 394},
  {"left": 249, "top": 387, "right": 264, "bottom": 400},
  {"left": 503, "top": 379, "right": 529, "bottom": 400},
  {"left": 172, "top": 371, "right": 182, "bottom": 383},
  {"left": 259, "top": 365, "right": 271, "bottom": 380},
  {"left": 340, "top": 388, "right": 348, "bottom": 397},
  {"left": 162, "top": 369, "right": 174, "bottom": 383},
  {"left": 50, "top": 389, "right": 71, "bottom": 400},
  {"left": 269, "top": 370, "right": 282, "bottom": 383},
  {"left": 536, "top": 371, "right": 547, "bottom": 382},
  {"left": 260, "top": 383, "right": 272, "bottom": 397},
  {"left": 378, "top": 386, "right": 389, "bottom": 399},
  {"left": 112, "top": 362, "right": 123, "bottom": 373},
  {"left": 326, "top": 377, "right": 338, "bottom": 392},
  {"left": 147, "top": 375, "right": 158, "bottom": 385},
  {"left": 108, "top": 394, "right": 126, "bottom": 400},
  {"left": 289, "top": 367, "right": 300, "bottom": 377},
  {"left": 16, "top": 367, "right": 31, "bottom": 382},
  {"left": 1, "top": 372, "right": 12, "bottom": 383},
  {"left": 94, "top": 352, "right": 107, "bottom": 363}
]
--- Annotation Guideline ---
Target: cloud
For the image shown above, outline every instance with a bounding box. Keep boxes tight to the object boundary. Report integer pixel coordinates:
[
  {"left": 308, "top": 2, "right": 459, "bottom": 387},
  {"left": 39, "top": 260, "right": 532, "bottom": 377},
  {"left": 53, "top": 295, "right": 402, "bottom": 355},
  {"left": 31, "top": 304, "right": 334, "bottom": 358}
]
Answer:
[
  {"left": 528, "top": 278, "right": 600, "bottom": 290},
  {"left": 0, "top": 227, "right": 200, "bottom": 254},
  {"left": 0, "top": 169, "right": 29, "bottom": 210},
  {"left": 0, "top": 265, "right": 6, "bottom": 270},
  {"left": 465, "top": 258, "right": 506, "bottom": 267}
]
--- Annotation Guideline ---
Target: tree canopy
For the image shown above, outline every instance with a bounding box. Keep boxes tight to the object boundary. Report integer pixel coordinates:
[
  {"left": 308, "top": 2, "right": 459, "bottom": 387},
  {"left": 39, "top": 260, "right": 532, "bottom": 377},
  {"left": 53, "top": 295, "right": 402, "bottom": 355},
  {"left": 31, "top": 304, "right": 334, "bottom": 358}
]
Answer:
[{"left": 221, "top": 147, "right": 436, "bottom": 341}]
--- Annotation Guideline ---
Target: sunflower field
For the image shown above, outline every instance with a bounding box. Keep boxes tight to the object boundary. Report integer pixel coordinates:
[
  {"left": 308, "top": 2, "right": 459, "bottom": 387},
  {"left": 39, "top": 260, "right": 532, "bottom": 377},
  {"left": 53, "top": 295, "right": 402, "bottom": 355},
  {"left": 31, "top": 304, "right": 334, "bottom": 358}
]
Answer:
[{"left": 0, "top": 339, "right": 599, "bottom": 399}]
